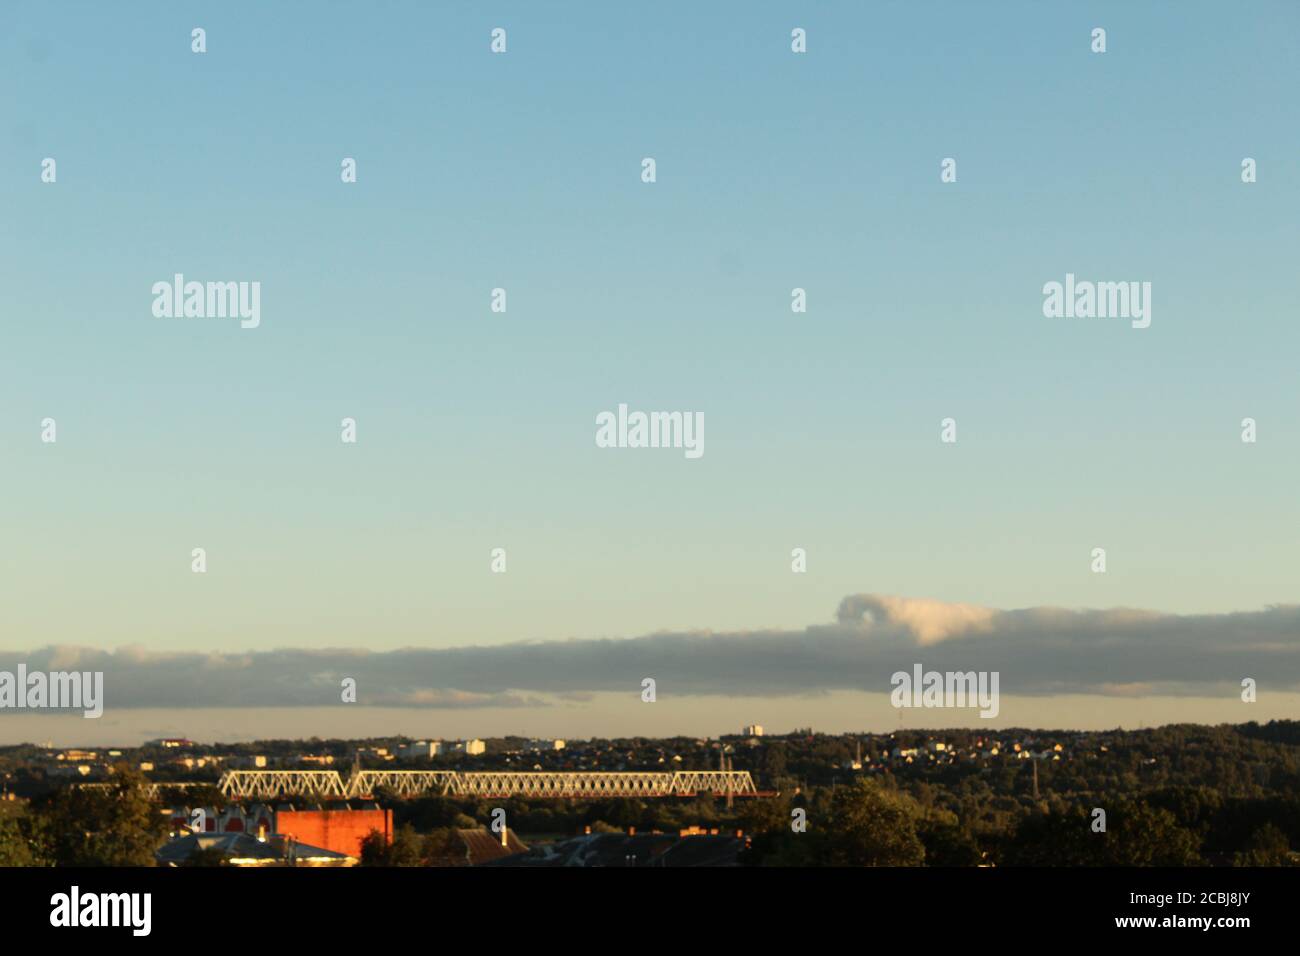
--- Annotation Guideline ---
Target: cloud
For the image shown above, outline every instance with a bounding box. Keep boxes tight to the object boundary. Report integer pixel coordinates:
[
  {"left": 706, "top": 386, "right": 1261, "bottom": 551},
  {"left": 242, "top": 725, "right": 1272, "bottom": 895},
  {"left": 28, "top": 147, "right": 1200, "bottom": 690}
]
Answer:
[
  {"left": 1, "top": 594, "right": 1297, "bottom": 709},
  {"left": 837, "top": 594, "right": 997, "bottom": 644}
]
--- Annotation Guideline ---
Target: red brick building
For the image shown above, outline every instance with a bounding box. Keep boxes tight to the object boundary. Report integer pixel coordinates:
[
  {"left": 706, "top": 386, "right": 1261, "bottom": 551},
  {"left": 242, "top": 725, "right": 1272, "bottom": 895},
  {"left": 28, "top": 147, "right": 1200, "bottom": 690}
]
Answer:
[{"left": 275, "top": 806, "right": 392, "bottom": 859}]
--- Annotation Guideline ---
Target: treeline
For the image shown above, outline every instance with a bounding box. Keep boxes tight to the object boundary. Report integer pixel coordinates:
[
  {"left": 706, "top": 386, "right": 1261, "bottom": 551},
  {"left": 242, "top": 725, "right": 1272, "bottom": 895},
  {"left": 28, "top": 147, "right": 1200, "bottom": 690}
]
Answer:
[
  {"left": 736, "top": 780, "right": 1296, "bottom": 866},
  {"left": 735, "top": 722, "right": 1300, "bottom": 797},
  {"left": 0, "top": 765, "right": 167, "bottom": 867},
  {"left": 724, "top": 721, "right": 1300, "bottom": 865}
]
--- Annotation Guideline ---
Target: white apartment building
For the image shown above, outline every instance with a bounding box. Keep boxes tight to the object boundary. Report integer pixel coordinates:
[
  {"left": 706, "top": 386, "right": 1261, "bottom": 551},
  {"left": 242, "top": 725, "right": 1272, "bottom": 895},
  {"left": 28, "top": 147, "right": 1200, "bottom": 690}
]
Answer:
[{"left": 398, "top": 741, "right": 442, "bottom": 760}]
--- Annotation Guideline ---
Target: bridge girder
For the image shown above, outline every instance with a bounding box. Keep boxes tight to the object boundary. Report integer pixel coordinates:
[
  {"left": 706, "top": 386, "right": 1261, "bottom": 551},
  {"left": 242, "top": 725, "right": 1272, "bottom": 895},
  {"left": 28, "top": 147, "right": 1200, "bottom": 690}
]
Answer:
[{"left": 212, "top": 768, "right": 760, "bottom": 800}]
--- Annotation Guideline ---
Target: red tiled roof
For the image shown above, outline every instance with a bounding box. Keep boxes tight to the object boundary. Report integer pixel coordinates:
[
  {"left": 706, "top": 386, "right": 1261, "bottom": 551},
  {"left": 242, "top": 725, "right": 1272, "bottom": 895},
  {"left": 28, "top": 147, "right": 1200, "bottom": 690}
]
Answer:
[{"left": 457, "top": 828, "right": 529, "bottom": 865}]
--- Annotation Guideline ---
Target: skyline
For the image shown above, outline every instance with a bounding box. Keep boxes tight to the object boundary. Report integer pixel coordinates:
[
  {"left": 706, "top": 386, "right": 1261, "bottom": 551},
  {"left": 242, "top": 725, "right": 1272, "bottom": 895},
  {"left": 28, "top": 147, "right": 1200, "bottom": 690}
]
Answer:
[{"left": 8, "top": 701, "right": 1300, "bottom": 751}]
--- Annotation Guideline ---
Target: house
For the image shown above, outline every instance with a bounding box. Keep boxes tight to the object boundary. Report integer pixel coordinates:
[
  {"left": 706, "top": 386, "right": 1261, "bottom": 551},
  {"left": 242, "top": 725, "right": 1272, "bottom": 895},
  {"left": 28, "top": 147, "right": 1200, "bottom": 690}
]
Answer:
[
  {"left": 55, "top": 750, "right": 98, "bottom": 762},
  {"left": 523, "top": 739, "right": 565, "bottom": 752},
  {"left": 481, "top": 830, "right": 746, "bottom": 868},
  {"left": 397, "top": 741, "right": 441, "bottom": 760},
  {"left": 155, "top": 832, "right": 356, "bottom": 867},
  {"left": 455, "top": 828, "right": 528, "bottom": 865},
  {"left": 165, "top": 803, "right": 388, "bottom": 859},
  {"left": 46, "top": 764, "right": 93, "bottom": 779}
]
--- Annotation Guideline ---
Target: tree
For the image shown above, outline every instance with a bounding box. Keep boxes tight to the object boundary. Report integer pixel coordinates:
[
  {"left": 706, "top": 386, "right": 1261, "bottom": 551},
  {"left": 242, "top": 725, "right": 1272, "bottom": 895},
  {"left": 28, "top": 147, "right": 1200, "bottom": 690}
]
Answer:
[
  {"left": 372, "top": 825, "right": 427, "bottom": 866},
  {"left": 1002, "top": 800, "right": 1202, "bottom": 867},
  {"left": 816, "top": 780, "right": 926, "bottom": 866},
  {"left": 39, "top": 763, "right": 169, "bottom": 866},
  {"left": 358, "top": 828, "right": 391, "bottom": 866},
  {"left": 739, "top": 793, "right": 793, "bottom": 836},
  {"left": 1235, "top": 823, "right": 1290, "bottom": 866},
  {"left": 359, "top": 825, "right": 466, "bottom": 866},
  {"left": 1002, "top": 806, "right": 1094, "bottom": 866},
  {"left": 0, "top": 802, "right": 49, "bottom": 866},
  {"left": 760, "top": 743, "right": 788, "bottom": 780},
  {"left": 918, "top": 820, "right": 984, "bottom": 866},
  {"left": 1103, "top": 800, "right": 1203, "bottom": 866},
  {"left": 421, "top": 828, "right": 467, "bottom": 866}
]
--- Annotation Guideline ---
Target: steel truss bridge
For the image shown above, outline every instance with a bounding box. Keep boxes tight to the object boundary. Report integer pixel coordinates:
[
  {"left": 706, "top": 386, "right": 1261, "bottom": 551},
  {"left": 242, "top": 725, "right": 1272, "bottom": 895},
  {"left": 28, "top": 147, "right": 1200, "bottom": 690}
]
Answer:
[{"left": 214, "top": 769, "right": 761, "bottom": 801}]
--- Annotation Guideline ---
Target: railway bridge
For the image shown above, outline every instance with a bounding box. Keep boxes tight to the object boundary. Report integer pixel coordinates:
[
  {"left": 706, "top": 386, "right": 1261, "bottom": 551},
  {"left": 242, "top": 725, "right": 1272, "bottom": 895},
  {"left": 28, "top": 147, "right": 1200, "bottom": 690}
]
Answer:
[{"left": 213, "top": 768, "right": 761, "bottom": 800}]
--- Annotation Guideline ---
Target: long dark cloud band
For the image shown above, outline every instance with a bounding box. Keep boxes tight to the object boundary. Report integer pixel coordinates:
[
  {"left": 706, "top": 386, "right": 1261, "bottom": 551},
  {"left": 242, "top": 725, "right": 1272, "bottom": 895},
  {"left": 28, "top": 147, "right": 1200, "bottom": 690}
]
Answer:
[{"left": 2, "top": 595, "right": 1296, "bottom": 709}]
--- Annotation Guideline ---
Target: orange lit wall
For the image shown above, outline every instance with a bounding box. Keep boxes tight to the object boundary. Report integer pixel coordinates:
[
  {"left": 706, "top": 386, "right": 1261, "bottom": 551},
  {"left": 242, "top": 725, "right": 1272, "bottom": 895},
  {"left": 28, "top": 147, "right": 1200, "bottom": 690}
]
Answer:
[{"left": 275, "top": 808, "right": 392, "bottom": 859}]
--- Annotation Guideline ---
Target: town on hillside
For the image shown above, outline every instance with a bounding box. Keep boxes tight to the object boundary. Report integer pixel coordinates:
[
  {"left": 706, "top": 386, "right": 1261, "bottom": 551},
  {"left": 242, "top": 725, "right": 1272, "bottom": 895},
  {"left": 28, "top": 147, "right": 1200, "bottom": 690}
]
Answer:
[{"left": 2, "top": 721, "right": 1298, "bottom": 867}]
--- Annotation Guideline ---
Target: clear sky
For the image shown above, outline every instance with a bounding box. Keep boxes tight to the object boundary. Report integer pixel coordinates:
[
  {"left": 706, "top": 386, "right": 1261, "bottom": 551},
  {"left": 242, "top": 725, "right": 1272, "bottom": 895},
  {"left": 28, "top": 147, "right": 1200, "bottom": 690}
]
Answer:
[{"left": 2, "top": 2, "right": 1298, "bottom": 745}]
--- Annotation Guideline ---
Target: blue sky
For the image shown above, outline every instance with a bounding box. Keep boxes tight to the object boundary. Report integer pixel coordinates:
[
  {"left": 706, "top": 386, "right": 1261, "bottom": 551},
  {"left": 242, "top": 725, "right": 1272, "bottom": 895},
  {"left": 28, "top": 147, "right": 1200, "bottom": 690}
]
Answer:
[{"left": 2, "top": 2, "right": 1298, "bottom": 742}]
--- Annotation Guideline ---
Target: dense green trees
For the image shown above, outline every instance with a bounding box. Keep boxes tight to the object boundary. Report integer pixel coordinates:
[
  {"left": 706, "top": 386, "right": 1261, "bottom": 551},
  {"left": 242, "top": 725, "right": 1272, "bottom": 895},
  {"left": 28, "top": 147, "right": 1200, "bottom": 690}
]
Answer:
[
  {"left": 740, "top": 781, "right": 927, "bottom": 866},
  {"left": 359, "top": 825, "right": 464, "bottom": 866},
  {"left": 1235, "top": 823, "right": 1291, "bottom": 866},
  {"left": 36, "top": 764, "right": 170, "bottom": 866},
  {"left": 1001, "top": 800, "right": 1202, "bottom": 866},
  {"left": 817, "top": 782, "right": 927, "bottom": 866},
  {"left": 0, "top": 802, "right": 48, "bottom": 866},
  {"left": 0, "top": 764, "right": 172, "bottom": 867}
]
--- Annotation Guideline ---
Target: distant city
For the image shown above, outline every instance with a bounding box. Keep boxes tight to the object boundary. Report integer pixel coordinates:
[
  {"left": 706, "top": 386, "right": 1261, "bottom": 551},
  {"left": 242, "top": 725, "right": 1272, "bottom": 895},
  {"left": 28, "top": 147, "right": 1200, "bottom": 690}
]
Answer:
[{"left": 3, "top": 720, "right": 1298, "bottom": 867}]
